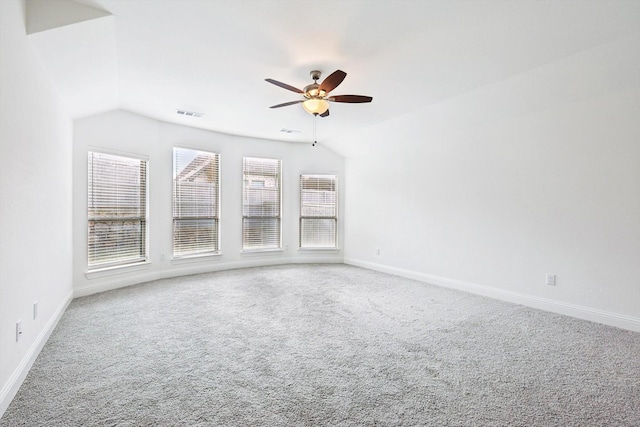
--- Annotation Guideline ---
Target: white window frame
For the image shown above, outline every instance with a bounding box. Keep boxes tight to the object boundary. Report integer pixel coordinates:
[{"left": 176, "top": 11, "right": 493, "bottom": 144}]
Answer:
[
  {"left": 172, "top": 147, "right": 220, "bottom": 258},
  {"left": 299, "top": 174, "right": 338, "bottom": 249},
  {"left": 242, "top": 156, "right": 282, "bottom": 252},
  {"left": 87, "top": 150, "right": 148, "bottom": 271}
]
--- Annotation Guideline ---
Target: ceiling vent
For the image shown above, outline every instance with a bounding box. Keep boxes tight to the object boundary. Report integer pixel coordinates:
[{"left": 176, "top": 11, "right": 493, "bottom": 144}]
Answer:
[
  {"left": 280, "top": 128, "right": 301, "bottom": 134},
  {"left": 176, "top": 109, "right": 203, "bottom": 118}
]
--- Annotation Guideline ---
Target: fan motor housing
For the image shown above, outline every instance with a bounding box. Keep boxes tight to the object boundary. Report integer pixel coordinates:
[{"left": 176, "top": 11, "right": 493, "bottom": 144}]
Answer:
[
  {"left": 304, "top": 70, "right": 327, "bottom": 98},
  {"left": 304, "top": 83, "right": 324, "bottom": 98}
]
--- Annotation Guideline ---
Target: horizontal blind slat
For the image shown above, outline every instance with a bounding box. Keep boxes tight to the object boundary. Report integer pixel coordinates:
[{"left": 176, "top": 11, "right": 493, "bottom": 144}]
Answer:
[
  {"left": 242, "top": 157, "right": 281, "bottom": 250},
  {"left": 173, "top": 148, "right": 220, "bottom": 257},
  {"left": 300, "top": 174, "right": 337, "bottom": 248},
  {"left": 87, "top": 150, "right": 147, "bottom": 269}
]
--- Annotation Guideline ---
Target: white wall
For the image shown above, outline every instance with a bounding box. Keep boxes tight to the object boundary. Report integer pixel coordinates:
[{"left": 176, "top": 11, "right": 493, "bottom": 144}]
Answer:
[
  {"left": 0, "top": 0, "right": 74, "bottom": 416},
  {"left": 73, "top": 111, "right": 345, "bottom": 296},
  {"left": 335, "top": 34, "right": 640, "bottom": 331}
]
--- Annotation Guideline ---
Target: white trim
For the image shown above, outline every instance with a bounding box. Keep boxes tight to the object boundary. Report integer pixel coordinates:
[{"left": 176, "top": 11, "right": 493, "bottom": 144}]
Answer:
[
  {"left": 85, "top": 261, "right": 151, "bottom": 279},
  {"left": 241, "top": 156, "right": 283, "bottom": 252},
  {"left": 290, "top": 256, "right": 344, "bottom": 264},
  {"left": 345, "top": 258, "right": 640, "bottom": 333},
  {"left": 172, "top": 144, "right": 221, "bottom": 156},
  {"left": 87, "top": 145, "right": 148, "bottom": 161},
  {"left": 241, "top": 248, "right": 285, "bottom": 255},
  {"left": 171, "top": 147, "right": 221, "bottom": 257},
  {"left": 0, "top": 290, "right": 73, "bottom": 418},
  {"left": 76, "top": 271, "right": 162, "bottom": 298},
  {"left": 298, "top": 173, "right": 339, "bottom": 251},
  {"left": 298, "top": 248, "right": 340, "bottom": 254},
  {"left": 86, "top": 150, "right": 149, "bottom": 271},
  {"left": 74, "top": 257, "right": 344, "bottom": 298},
  {"left": 171, "top": 252, "right": 222, "bottom": 264}
]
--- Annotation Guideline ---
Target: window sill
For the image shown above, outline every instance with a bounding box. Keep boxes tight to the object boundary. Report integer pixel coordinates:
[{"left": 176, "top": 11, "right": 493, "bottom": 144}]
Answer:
[
  {"left": 85, "top": 261, "right": 151, "bottom": 279},
  {"left": 298, "top": 247, "right": 340, "bottom": 254},
  {"left": 241, "top": 248, "right": 285, "bottom": 256},
  {"left": 171, "top": 252, "right": 222, "bottom": 264}
]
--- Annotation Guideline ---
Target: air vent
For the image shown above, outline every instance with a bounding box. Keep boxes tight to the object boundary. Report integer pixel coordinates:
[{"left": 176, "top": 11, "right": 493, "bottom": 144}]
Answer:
[
  {"left": 280, "top": 128, "right": 301, "bottom": 134},
  {"left": 176, "top": 109, "right": 203, "bottom": 118}
]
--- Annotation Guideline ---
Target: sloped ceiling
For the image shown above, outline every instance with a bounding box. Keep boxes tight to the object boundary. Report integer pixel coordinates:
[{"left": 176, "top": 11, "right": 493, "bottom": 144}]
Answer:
[{"left": 26, "top": 0, "right": 640, "bottom": 146}]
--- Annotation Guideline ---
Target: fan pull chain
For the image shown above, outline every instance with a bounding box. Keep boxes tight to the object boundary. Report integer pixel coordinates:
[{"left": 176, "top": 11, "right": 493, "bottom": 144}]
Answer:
[{"left": 312, "top": 113, "right": 317, "bottom": 147}]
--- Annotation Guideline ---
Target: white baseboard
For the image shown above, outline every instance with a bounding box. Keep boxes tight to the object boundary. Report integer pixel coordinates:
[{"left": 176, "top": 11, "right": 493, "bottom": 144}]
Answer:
[
  {"left": 74, "top": 256, "right": 344, "bottom": 298},
  {"left": 345, "top": 258, "right": 640, "bottom": 333},
  {"left": 0, "top": 290, "right": 73, "bottom": 418},
  {"left": 3, "top": 259, "right": 636, "bottom": 420},
  {"left": 3, "top": 259, "right": 344, "bottom": 416}
]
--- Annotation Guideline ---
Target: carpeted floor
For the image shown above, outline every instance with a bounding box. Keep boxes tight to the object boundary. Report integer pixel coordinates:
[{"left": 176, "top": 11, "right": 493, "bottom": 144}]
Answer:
[{"left": 2, "top": 264, "right": 639, "bottom": 426}]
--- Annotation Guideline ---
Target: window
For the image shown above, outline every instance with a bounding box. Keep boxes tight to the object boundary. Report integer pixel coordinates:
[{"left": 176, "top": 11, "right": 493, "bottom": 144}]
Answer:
[
  {"left": 173, "top": 148, "right": 220, "bottom": 257},
  {"left": 88, "top": 151, "right": 147, "bottom": 269},
  {"left": 299, "top": 174, "right": 337, "bottom": 249},
  {"left": 242, "top": 157, "right": 282, "bottom": 251}
]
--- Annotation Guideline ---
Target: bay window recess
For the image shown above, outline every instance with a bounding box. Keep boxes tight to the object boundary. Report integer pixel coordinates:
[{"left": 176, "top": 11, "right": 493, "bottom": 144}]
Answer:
[
  {"left": 88, "top": 151, "right": 147, "bottom": 269},
  {"left": 299, "top": 174, "right": 338, "bottom": 249},
  {"left": 173, "top": 148, "right": 220, "bottom": 257},
  {"left": 242, "top": 157, "right": 282, "bottom": 251}
]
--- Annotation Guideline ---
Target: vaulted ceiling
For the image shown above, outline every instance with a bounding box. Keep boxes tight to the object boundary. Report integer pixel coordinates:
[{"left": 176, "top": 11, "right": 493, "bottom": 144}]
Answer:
[{"left": 26, "top": 0, "right": 640, "bottom": 144}]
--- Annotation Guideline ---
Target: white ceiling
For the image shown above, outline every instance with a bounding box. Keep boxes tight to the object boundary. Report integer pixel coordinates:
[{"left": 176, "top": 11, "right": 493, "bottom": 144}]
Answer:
[{"left": 26, "top": 0, "right": 640, "bottom": 145}]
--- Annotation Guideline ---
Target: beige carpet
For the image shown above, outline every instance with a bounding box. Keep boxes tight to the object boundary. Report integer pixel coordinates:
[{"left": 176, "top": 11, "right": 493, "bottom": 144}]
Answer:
[{"left": 2, "top": 264, "right": 639, "bottom": 426}]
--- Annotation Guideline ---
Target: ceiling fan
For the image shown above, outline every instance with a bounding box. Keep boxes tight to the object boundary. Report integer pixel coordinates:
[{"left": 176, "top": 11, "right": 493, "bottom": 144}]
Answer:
[{"left": 265, "top": 69, "right": 372, "bottom": 117}]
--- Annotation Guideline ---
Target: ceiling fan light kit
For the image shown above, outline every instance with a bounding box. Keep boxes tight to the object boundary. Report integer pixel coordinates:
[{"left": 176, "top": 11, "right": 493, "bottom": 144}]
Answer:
[{"left": 302, "top": 98, "right": 329, "bottom": 115}]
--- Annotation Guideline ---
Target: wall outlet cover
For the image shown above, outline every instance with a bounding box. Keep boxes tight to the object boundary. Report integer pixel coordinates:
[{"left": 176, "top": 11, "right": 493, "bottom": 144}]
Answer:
[
  {"left": 546, "top": 274, "right": 556, "bottom": 286},
  {"left": 16, "top": 320, "right": 23, "bottom": 342}
]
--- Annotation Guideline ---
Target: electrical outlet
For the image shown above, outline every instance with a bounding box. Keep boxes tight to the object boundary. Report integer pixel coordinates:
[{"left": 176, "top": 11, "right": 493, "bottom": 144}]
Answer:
[
  {"left": 16, "top": 320, "right": 23, "bottom": 342},
  {"left": 376, "top": 248, "right": 380, "bottom": 256},
  {"left": 33, "top": 301, "right": 38, "bottom": 319},
  {"left": 546, "top": 274, "right": 556, "bottom": 286}
]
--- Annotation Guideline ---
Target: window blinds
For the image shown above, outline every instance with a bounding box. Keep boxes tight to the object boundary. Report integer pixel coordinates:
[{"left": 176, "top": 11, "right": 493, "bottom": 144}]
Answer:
[
  {"left": 88, "top": 151, "right": 147, "bottom": 269},
  {"left": 299, "top": 174, "right": 337, "bottom": 248},
  {"left": 242, "top": 157, "right": 282, "bottom": 250},
  {"left": 173, "top": 148, "right": 220, "bottom": 257}
]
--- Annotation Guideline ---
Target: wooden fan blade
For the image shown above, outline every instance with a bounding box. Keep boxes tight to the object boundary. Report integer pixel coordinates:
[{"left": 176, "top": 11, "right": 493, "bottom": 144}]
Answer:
[
  {"left": 269, "top": 100, "right": 304, "bottom": 108},
  {"left": 265, "top": 78, "right": 304, "bottom": 94},
  {"left": 319, "top": 70, "right": 347, "bottom": 93},
  {"left": 319, "top": 109, "right": 330, "bottom": 117},
  {"left": 329, "top": 95, "right": 373, "bottom": 103}
]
